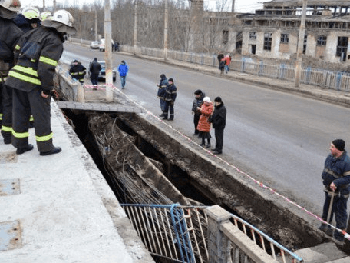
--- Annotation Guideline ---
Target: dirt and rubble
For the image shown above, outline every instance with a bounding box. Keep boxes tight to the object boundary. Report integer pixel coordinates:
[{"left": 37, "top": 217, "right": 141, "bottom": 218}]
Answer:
[{"left": 64, "top": 109, "right": 329, "bottom": 252}]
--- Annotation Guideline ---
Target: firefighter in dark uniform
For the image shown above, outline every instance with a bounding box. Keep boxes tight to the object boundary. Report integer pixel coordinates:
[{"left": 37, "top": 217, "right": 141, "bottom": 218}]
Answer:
[
  {"left": 10, "top": 6, "right": 41, "bottom": 129},
  {"left": 0, "top": 0, "right": 23, "bottom": 145},
  {"left": 5, "top": 9, "right": 77, "bottom": 155},
  {"left": 69, "top": 60, "right": 86, "bottom": 84},
  {"left": 162, "top": 77, "right": 177, "bottom": 120}
]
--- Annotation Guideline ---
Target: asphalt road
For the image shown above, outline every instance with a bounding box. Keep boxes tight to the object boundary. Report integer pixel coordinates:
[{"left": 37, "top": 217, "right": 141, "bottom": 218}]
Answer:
[{"left": 61, "top": 42, "right": 350, "bottom": 216}]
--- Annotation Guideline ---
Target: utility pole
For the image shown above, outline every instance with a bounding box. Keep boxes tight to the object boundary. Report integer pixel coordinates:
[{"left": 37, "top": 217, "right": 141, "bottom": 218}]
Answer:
[
  {"left": 294, "top": 0, "right": 307, "bottom": 88},
  {"left": 43, "top": 0, "right": 45, "bottom": 11},
  {"left": 134, "top": 0, "right": 137, "bottom": 55},
  {"left": 95, "top": 9, "right": 98, "bottom": 42},
  {"left": 231, "top": 0, "right": 235, "bottom": 12},
  {"left": 53, "top": 0, "right": 56, "bottom": 13},
  {"left": 104, "top": 0, "right": 113, "bottom": 102},
  {"left": 163, "top": 0, "right": 168, "bottom": 60}
]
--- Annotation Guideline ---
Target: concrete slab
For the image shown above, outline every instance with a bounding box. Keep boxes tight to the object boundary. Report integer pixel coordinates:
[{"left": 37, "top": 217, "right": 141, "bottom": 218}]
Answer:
[
  {"left": 295, "top": 242, "right": 348, "bottom": 263},
  {"left": 0, "top": 101, "right": 153, "bottom": 262}
]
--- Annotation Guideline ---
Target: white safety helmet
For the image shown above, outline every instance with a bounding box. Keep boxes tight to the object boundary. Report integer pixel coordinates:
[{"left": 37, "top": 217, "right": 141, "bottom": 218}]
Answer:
[
  {"left": 41, "top": 9, "right": 76, "bottom": 35},
  {"left": 51, "top": 9, "right": 74, "bottom": 27},
  {"left": 0, "top": 0, "right": 21, "bottom": 13},
  {"left": 40, "top": 11, "right": 52, "bottom": 21},
  {"left": 22, "top": 6, "right": 40, "bottom": 20}
]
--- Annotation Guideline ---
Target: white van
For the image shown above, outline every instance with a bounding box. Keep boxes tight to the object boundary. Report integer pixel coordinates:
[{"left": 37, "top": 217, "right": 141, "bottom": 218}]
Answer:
[{"left": 99, "top": 38, "right": 114, "bottom": 52}]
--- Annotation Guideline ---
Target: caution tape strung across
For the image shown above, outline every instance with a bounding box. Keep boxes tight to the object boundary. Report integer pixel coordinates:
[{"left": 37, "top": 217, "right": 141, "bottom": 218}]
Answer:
[{"left": 84, "top": 83, "right": 350, "bottom": 241}]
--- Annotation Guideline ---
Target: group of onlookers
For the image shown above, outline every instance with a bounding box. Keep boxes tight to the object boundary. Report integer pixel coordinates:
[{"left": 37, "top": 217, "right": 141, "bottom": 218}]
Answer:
[{"left": 192, "top": 90, "right": 226, "bottom": 155}]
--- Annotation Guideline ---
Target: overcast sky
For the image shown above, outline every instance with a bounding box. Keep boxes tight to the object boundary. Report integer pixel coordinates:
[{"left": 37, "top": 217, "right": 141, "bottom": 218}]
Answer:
[{"left": 20, "top": 0, "right": 271, "bottom": 13}]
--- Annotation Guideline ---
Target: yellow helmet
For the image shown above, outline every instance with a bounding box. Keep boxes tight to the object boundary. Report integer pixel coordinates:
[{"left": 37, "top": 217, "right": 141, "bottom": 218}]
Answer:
[
  {"left": 22, "top": 6, "right": 40, "bottom": 20},
  {"left": 41, "top": 11, "right": 52, "bottom": 21}
]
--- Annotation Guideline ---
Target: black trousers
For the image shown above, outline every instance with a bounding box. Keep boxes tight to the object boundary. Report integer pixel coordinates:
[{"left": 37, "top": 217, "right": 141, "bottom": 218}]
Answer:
[
  {"left": 215, "top": 128, "right": 224, "bottom": 151},
  {"left": 91, "top": 74, "right": 99, "bottom": 85},
  {"left": 193, "top": 114, "right": 200, "bottom": 133},
  {"left": 1, "top": 84, "right": 12, "bottom": 141},
  {"left": 12, "top": 88, "right": 54, "bottom": 152},
  {"left": 163, "top": 101, "right": 174, "bottom": 119}
]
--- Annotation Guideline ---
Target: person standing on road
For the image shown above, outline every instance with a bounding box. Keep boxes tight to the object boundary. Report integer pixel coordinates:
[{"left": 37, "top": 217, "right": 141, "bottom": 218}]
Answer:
[
  {"left": 0, "top": 0, "right": 23, "bottom": 145},
  {"left": 89, "top": 58, "right": 101, "bottom": 88},
  {"left": 197, "top": 97, "right": 213, "bottom": 148},
  {"left": 192, "top": 89, "right": 205, "bottom": 136},
  {"left": 6, "top": 9, "right": 77, "bottom": 155},
  {"left": 162, "top": 78, "right": 177, "bottom": 120},
  {"left": 117, "top": 60, "right": 129, "bottom": 89},
  {"left": 210, "top": 97, "right": 226, "bottom": 155},
  {"left": 319, "top": 139, "right": 350, "bottom": 243},
  {"left": 157, "top": 74, "right": 168, "bottom": 117}
]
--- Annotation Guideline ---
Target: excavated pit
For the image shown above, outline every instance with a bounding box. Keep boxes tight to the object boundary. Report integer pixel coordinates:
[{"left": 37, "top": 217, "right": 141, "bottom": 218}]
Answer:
[{"left": 62, "top": 109, "right": 327, "bottom": 253}]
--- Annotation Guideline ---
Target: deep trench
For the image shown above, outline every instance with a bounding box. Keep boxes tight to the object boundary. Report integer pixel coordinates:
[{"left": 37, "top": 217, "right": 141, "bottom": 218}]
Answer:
[{"left": 61, "top": 108, "right": 329, "bottom": 261}]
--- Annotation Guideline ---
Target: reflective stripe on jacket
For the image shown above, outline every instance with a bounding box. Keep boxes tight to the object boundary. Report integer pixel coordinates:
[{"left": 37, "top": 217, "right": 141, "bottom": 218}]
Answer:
[
  {"left": 322, "top": 151, "right": 350, "bottom": 196},
  {"left": 5, "top": 27, "right": 63, "bottom": 92}
]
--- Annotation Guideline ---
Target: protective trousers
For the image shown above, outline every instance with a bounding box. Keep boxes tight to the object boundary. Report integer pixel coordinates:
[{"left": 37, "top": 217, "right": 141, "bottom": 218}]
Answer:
[
  {"left": 1, "top": 84, "right": 12, "bottom": 142},
  {"left": 321, "top": 192, "right": 348, "bottom": 230},
  {"left": 12, "top": 88, "right": 54, "bottom": 152},
  {"left": 163, "top": 101, "right": 174, "bottom": 119}
]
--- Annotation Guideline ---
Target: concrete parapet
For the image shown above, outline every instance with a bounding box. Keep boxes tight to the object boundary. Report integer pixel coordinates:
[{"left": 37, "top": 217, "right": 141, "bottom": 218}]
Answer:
[
  {"left": 205, "top": 205, "right": 278, "bottom": 263},
  {"left": 55, "top": 66, "right": 85, "bottom": 103}
]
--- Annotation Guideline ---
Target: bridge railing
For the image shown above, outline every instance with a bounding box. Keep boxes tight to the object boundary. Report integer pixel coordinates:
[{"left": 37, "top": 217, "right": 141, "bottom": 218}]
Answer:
[{"left": 120, "top": 204, "right": 303, "bottom": 263}]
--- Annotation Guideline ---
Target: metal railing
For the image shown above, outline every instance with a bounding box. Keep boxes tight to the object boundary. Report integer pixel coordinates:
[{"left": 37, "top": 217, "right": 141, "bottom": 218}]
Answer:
[
  {"left": 121, "top": 204, "right": 209, "bottom": 263},
  {"left": 228, "top": 213, "right": 303, "bottom": 263},
  {"left": 121, "top": 204, "right": 303, "bottom": 263}
]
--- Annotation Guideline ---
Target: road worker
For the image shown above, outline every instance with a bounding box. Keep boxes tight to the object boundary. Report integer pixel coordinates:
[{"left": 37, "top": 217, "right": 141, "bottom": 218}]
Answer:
[
  {"left": 319, "top": 139, "right": 350, "bottom": 243},
  {"left": 5, "top": 9, "right": 77, "bottom": 155},
  {"left": 69, "top": 59, "right": 86, "bottom": 84},
  {"left": 0, "top": 0, "right": 23, "bottom": 145}
]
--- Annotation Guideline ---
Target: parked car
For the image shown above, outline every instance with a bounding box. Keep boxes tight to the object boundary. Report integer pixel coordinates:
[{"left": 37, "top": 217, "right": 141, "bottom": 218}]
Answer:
[
  {"left": 88, "top": 61, "right": 116, "bottom": 82},
  {"left": 90, "top": 41, "right": 100, "bottom": 49},
  {"left": 99, "top": 38, "right": 114, "bottom": 52}
]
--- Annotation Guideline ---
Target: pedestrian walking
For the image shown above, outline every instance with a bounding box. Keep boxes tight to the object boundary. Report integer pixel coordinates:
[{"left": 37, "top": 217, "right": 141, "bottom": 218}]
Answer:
[
  {"left": 319, "top": 139, "right": 350, "bottom": 243},
  {"left": 5, "top": 9, "right": 77, "bottom": 155},
  {"left": 157, "top": 74, "right": 168, "bottom": 117},
  {"left": 89, "top": 58, "right": 101, "bottom": 88},
  {"left": 192, "top": 89, "right": 205, "bottom": 135},
  {"left": 0, "top": 0, "right": 23, "bottom": 145},
  {"left": 210, "top": 97, "right": 226, "bottom": 155},
  {"left": 197, "top": 97, "right": 213, "bottom": 148},
  {"left": 162, "top": 78, "right": 177, "bottom": 120},
  {"left": 117, "top": 60, "right": 129, "bottom": 89},
  {"left": 219, "top": 58, "right": 225, "bottom": 75}
]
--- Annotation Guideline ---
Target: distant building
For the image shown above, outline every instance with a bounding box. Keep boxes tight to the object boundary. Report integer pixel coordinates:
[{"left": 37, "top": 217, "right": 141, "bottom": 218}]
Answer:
[{"left": 234, "top": 0, "right": 350, "bottom": 64}]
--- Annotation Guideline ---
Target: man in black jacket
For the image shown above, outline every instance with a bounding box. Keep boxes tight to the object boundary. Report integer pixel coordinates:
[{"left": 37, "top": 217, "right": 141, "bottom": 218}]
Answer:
[
  {"left": 0, "top": 0, "right": 23, "bottom": 144},
  {"left": 192, "top": 89, "right": 205, "bottom": 135},
  {"left": 211, "top": 97, "right": 226, "bottom": 155},
  {"left": 6, "top": 9, "right": 76, "bottom": 155},
  {"left": 89, "top": 58, "right": 101, "bottom": 87}
]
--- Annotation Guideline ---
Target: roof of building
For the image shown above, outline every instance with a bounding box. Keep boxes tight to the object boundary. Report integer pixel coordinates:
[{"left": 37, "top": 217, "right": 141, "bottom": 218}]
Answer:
[{"left": 265, "top": 0, "right": 350, "bottom": 7}]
